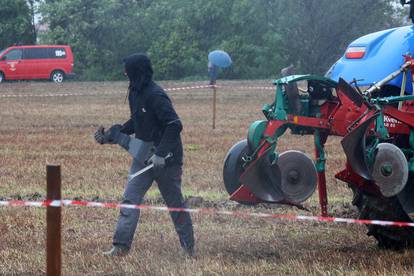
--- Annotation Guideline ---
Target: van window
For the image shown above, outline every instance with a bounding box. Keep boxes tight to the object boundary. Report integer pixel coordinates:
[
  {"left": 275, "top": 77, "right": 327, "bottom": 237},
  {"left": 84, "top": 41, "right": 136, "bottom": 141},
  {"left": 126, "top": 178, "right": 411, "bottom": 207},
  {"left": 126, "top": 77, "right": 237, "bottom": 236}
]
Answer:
[
  {"left": 49, "top": 48, "right": 67, "bottom": 59},
  {"left": 22, "top": 47, "right": 68, "bottom": 59},
  {"left": 0, "top": 49, "right": 6, "bottom": 57},
  {"left": 24, "top": 48, "right": 50, "bottom": 59},
  {"left": 4, "top": 49, "right": 22, "bottom": 60}
]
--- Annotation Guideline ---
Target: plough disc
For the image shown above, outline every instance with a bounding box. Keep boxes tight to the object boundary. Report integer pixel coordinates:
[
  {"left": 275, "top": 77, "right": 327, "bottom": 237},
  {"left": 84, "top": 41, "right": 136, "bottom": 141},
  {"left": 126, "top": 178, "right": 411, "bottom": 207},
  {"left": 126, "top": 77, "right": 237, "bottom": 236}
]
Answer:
[
  {"left": 341, "top": 114, "right": 409, "bottom": 197},
  {"left": 239, "top": 149, "right": 317, "bottom": 203},
  {"left": 372, "top": 143, "right": 408, "bottom": 197},
  {"left": 239, "top": 148, "right": 285, "bottom": 202},
  {"left": 223, "top": 139, "right": 250, "bottom": 196},
  {"left": 278, "top": 150, "right": 317, "bottom": 202}
]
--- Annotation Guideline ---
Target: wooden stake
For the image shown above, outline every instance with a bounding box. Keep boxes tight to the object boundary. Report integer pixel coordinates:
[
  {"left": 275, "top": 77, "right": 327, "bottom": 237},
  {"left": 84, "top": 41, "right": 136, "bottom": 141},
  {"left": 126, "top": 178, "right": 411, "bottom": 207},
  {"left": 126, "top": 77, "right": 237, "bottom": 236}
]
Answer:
[
  {"left": 47, "top": 165, "right": 61, "bottom": 276},
  {"left": 212, "top": 86, "right": 217, "bottom": 129}
]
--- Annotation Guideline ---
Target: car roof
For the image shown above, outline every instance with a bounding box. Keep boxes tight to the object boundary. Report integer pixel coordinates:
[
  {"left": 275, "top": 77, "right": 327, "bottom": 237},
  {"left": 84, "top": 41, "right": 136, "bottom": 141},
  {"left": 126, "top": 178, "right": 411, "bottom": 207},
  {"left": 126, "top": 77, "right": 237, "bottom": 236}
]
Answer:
[{"left": 8, "top": 45, "right": 70, "bottom": 49}]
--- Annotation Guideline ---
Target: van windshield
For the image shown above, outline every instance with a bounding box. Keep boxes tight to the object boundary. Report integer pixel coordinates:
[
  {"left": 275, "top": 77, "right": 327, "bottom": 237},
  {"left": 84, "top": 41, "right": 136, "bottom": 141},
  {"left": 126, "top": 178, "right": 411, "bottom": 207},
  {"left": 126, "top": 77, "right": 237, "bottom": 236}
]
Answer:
[{"left": 0, "top": 49, "right": 5, "bottom": 57}]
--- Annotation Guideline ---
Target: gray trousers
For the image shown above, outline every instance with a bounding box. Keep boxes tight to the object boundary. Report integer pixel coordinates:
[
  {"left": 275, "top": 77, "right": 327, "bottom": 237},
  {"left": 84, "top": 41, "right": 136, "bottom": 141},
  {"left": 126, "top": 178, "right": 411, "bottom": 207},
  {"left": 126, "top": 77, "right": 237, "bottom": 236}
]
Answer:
[{"left": 113, "top": 158, "right": 195, "bottom": 250}]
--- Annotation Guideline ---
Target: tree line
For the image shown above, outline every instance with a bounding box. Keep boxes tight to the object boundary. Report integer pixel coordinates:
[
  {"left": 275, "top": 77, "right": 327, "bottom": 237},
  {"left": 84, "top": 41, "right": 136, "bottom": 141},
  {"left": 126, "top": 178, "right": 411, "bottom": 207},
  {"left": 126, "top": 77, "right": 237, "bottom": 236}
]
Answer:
[{"left": 0, "top": 0, "right": 407, "bottom": 81}]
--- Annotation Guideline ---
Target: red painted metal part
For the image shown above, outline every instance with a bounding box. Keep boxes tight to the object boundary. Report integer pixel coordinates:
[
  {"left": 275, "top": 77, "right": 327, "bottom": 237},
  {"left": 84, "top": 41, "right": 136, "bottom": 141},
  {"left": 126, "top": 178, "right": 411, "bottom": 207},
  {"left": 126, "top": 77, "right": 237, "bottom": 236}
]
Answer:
[
  {"left": 263, "top": 120, "right": 287, "bottom": 137},
  {"left": 384, "top": 106, "right": 414, "bottom": 132},
  {"left": 329, "top": 88, "right": 370, "bottom": 136},
  {"left": 286, "top": 114, "right": 330, "bottom": 129},
  {"left": 258, "top": 120, "right": 286, "bottom": 157},
  {"left": 230, "top": 185, "right": 261, "bottom": 203},
  {"left": 402, "top": 100, "right": 414, "bottom": 112},
  {"left": 317, "top": 172, "right": 328, "bottom": 216},
  {"left": 335, "top": 162, "right": 381, "bottom": 195}
]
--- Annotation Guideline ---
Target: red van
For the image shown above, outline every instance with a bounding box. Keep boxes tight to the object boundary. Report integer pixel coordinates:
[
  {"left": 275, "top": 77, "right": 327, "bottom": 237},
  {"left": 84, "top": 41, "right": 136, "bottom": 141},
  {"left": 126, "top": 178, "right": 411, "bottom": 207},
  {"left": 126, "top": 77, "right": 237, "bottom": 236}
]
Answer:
[{"left": 0, "top": 45, "right": 75, "bottom": 83}]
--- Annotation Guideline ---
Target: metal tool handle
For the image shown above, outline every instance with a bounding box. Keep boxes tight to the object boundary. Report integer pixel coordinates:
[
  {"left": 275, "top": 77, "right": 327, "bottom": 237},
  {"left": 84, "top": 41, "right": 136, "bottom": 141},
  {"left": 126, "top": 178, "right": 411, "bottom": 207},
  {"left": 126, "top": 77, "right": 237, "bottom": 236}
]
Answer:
[{"left": 128, "top": 153, "right": 173, "bottom": 181}]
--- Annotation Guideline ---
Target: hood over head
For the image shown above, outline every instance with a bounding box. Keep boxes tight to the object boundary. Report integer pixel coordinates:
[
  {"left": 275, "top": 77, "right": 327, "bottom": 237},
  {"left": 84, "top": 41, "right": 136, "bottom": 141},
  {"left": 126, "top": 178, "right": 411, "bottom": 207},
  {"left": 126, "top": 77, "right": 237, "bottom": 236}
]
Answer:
[{"left": 123, "top": 53, "right": 153, "bottom": 92}]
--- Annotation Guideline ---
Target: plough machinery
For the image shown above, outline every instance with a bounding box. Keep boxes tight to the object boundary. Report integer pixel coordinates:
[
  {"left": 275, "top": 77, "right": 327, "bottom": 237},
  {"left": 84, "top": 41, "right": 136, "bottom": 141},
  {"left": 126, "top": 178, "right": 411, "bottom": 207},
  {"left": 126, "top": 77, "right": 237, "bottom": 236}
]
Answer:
[{"left": 223, "top": 56, "right": 414, "bottom": 249}]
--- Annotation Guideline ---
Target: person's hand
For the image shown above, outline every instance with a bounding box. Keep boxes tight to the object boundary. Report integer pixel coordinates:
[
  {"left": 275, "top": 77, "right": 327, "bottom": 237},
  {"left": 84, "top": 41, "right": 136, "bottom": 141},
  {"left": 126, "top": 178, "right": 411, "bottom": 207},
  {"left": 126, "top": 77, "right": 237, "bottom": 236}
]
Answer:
[
  {"left": 94, "top": 126, "right": 110, "bottom": 144},
  {"left": 105, "top": 124, "right": 130, "bottom": 149},
  {"left": 106, "top": 124, "right": 123, "bottom": 141},
  {"left": 147, "top": 154, "right": 166, "bottom": 170}
]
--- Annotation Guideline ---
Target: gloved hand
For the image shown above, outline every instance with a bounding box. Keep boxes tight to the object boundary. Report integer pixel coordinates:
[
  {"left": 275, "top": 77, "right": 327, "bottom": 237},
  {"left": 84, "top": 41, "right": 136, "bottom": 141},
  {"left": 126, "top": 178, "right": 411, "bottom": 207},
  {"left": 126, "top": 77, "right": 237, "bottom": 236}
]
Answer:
[
  {"left": 94, "top": 126, "right": 112, "bottom": 144},
  {"left": 106, "top": 124, "right": 131, "bottom": 149},
  {"left": 147, "top": 154, "right": 166, "bottom": 170}
]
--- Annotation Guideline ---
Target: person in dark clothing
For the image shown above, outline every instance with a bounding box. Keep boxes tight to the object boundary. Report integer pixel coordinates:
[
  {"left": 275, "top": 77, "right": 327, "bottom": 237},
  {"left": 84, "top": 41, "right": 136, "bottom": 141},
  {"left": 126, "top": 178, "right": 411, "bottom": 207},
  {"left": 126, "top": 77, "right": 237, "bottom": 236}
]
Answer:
[
  {"left": 94, "top": 53, "right": 195, "bottom": 257},
  {"left": 401, "top": 0, "right": 414, "bottom": 23}
]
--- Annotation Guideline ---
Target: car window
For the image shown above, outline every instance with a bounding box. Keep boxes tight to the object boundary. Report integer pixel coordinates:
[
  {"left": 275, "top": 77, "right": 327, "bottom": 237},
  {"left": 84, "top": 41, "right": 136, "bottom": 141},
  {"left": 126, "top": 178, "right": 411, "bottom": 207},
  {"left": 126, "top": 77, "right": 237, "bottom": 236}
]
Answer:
[
  {"left": 0, "top": 49, "right": 6, "bottom": 57},
  {"left": 49, "top": 48, "right": 67, "bottom": 59},
  {"left": 24, "top": 48, "right": 50, "bottom": 59},
  {"left": 4, "top": 49, "right": 22, "bottom": 60}
]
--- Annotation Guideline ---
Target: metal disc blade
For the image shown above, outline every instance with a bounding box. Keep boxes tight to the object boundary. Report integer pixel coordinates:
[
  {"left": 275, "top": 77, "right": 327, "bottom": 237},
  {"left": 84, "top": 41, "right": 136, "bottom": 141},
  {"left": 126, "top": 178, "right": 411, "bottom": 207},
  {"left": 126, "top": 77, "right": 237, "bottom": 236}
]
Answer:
[
  {"left": 277, "top": 150, "right": 317, "bottom": 203},
  {"left": 223, "top": 139, "right": 250, "bottom": 196},
  {"left": 239, "top": 149, "right": 285, "bottom": 202},
  {"left": 341, "top": 114, "right": 379, "bottom": 180},
  {"left": 372, "top": 143, "right": 408, "bottom": 197}
]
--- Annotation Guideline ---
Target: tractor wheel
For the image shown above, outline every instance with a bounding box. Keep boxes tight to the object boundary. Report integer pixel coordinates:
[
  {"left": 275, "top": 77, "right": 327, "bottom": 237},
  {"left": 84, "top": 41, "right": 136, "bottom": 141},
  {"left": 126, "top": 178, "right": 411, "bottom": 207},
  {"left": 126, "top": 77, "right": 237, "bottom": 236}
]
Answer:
[{"left": 350, "top": 184, "right": 414, "bottom": 250}]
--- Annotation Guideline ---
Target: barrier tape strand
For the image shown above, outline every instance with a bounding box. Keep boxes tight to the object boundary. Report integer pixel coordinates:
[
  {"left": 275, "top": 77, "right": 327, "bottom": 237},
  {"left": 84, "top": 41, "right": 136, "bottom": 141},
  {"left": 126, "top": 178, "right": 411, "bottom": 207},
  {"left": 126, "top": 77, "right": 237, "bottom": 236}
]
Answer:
[
  {"left": 0, "top": 85, "right": 275, "bottom": 98},
  {"left": 1, "top": 199, "right": 414, "bottom": 228}
]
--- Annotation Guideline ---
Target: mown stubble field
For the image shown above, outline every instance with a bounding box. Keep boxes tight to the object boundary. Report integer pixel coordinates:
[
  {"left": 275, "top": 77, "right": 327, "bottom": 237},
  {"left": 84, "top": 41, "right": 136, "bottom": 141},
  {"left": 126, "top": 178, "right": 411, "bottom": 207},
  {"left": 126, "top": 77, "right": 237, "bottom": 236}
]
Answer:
[{"left": 1, "top": 80, "right": 414, "bottom": 275}]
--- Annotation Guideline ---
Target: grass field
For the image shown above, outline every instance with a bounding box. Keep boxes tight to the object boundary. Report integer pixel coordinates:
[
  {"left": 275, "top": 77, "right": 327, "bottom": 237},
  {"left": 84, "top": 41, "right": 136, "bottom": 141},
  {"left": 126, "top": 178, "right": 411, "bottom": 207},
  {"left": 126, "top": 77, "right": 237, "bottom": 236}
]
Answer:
[{"left": 1, "top": 80, "right": 414, "bottom": 275}]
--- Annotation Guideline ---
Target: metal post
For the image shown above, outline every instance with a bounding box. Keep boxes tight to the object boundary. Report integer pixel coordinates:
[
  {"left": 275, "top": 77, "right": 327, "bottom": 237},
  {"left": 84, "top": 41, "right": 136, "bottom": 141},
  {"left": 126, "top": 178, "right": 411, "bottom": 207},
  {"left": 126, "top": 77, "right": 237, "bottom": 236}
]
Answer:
[
  {"left": 47, "top": 165, "right": 61, "bottom": 276},
  {"left": 317, "top": 170, "right": 328, "bottom": 217},
  {"left": 212, "top": 86, "right": 217, "bottom": 129},
  {"left": 314, "top": 131, "right": 328, "bottom": 217},
  {"left": 398, "top": 71, "right": 407, "bottom": 110}
]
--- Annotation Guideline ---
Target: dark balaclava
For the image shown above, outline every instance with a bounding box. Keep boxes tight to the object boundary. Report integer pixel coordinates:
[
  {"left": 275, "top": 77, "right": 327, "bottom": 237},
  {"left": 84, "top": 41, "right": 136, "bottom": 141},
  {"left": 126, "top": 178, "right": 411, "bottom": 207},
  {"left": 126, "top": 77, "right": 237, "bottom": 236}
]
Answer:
[{"left": 123, "top": 53, "right": 153, "bottom": 93}]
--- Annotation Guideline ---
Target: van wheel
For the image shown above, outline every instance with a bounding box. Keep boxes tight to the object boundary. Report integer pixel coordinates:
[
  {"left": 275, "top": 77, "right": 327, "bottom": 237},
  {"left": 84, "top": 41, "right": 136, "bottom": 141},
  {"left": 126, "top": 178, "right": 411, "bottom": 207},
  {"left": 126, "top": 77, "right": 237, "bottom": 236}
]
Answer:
[
  {"left": 0, "top": 72, "right": 4, "bottom": 83},
  {"left": 51, "top": 70, "right": 65, "bottom": 83}
]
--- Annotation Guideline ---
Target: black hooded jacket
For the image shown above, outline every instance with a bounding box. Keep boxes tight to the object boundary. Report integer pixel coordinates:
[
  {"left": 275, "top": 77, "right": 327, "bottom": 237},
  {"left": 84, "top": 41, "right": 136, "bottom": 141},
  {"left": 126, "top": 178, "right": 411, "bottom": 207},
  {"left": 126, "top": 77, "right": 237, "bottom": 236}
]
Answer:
[{"left": 121, "top": 53, "right": 183, "bottom": 165}]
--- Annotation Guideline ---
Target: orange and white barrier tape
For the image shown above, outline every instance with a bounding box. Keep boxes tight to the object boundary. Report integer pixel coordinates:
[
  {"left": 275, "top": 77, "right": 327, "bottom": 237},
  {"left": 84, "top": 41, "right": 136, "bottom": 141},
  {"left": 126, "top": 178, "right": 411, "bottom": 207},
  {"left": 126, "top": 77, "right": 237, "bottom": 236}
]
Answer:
[
  {"left": 221, "top": 86, "right": 274, "bottom": 90},
  {"left": 0, "top": 84, "right": 275, "bottom": 98},
  {"left": 1, "top": 199, "right": 414, "bottom": 228},
  {"left": 0, "top": 85, "right": 215, "bottom": 98},
  {"left": 165, "top": 85, "right": 216, "bottom": 91},
  {"left": 0, "top": 91, "right": 121, "bottom": 98}
]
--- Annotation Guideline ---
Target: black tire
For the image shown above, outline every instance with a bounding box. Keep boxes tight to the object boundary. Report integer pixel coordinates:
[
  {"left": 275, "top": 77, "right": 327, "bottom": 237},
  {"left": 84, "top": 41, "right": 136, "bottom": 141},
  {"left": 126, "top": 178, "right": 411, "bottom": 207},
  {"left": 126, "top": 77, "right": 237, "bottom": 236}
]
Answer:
[
  {"left": 223, "top": 139, "right": 257, "bottom": 205},
  {"left": 351, "top": 184, "right": 414, "bottom": 250},
  {"left": 0, "top": 72, "right": 4, "bottom": 83},
  {"left": 50, "top": 70, "right": 65, "bottom": 83}
]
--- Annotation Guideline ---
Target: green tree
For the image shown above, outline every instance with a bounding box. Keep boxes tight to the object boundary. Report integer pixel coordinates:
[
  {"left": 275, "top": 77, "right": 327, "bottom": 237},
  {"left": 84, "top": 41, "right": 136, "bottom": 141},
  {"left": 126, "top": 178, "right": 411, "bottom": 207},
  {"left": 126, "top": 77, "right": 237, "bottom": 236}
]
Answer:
[
  {"left": 274, "top": 0, "right": 404, "bottom": 74},
  {"left": 40, "top": 0, "right": 405, "bottom": 80},
  {"left": 164, "top": 0, "right": 287, "bottom": 79},
  {"left": 40, "top": 0, "right": 151, "bottom": 80},
  {"left": 0, "top": 0, "right": 36, "bottom": 50}
]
